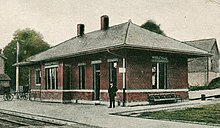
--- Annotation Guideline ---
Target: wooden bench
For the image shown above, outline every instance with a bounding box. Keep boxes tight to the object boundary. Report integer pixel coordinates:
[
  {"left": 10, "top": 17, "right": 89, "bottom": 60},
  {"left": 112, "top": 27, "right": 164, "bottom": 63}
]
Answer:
[{"left": 148, "top": 93, "right": 181, "bottom": 105}]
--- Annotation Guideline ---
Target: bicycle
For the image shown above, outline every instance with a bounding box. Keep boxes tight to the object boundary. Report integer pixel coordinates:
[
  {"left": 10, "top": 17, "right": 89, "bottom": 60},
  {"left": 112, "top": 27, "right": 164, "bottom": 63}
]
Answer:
[
  {"left": 3, "top": 92, "right": 14, "bottom": 101},
  {"left": 17, "top": 92, "right": 29, "bottom": 100}
]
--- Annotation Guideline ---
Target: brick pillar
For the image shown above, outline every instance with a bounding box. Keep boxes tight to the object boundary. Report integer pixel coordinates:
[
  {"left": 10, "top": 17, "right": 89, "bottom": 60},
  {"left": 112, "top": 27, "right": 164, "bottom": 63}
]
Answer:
[
  {"left": 58, "top": 62, "right": 64, "bottom": 90},
  {"left": 40, "top": 64, "right": 45, "bottom": 89}
]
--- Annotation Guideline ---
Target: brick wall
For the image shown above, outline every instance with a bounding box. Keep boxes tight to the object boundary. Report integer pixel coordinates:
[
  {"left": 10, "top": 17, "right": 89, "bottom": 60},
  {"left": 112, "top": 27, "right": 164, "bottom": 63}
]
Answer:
[
  {"left": 126, "top": 52, "right": 188, "bottom": 90},
  {"left": 126, "top": 91, "right": 188, "bottom": 102},
  {"left": 29, "top": 50, "right": 189, "bottom": 103},
  {"left": 126, "top": 55, "right": 152, "bottom": 89},
  {"left": 167, "top": 56, "right": 188, "bottom": 89},
  {"left": 58, "top": 62, "right": 63, "bottom": 89},
  {"left": 31, "top": 90, "right": 63, "bottom": 102},
  {"left": 40, "top": 64, "right": 45, "bottom": 89},
  {"left": 70, "top": 91, "right": 93, "bottom": 100},
  {"left": 100, "top": 61, "right": 108, "bottom": 89},
  {"left": 71, "top": 63, "right": 79, "bottom": 89}
]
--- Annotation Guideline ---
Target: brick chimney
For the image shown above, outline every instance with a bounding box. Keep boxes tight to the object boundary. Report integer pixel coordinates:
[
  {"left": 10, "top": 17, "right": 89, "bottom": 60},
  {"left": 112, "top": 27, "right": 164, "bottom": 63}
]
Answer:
[
  {"left": 101, "top": 15, "right": 109, "bottom": 30},
  {"left": 77, "top": 24, "right": 84, "bottom": 36}
]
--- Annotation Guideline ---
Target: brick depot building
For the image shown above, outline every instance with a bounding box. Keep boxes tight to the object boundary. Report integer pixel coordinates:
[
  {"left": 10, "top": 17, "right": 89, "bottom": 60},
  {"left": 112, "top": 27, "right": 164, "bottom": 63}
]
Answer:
[{"left": 18, "top": 15, "right": 209, "bottom": 104}]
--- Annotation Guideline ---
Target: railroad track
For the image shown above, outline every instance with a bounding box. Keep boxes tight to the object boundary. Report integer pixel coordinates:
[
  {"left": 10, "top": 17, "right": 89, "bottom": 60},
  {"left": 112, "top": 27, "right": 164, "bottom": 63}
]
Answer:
[
  {"left": 0, "top": 111, "right": 64, "bottom": 127},
  {"left": 0, "top": 108, "right": 99, "bottom": 128},
  {"left": 0, "top": 116, "right": 28, "bottom": 128}
]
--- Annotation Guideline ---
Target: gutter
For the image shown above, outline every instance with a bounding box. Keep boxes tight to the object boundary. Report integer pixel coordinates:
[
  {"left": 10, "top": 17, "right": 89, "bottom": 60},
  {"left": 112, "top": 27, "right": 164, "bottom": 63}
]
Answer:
[
  {"left": 12, "top": 61, "right": 35, "bottom": 67},
  {"left": 15, "top": 44, "right": 211, "bottom": 67}
]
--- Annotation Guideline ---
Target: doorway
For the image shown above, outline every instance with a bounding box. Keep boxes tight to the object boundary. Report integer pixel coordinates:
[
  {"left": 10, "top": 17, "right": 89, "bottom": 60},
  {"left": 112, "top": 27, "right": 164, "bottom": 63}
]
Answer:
[
  {"left": 152, "top": 62, "right": 167, "bottom": 89},
  {"left": 93, "top": 64, "right": 100, "bottom": 100}
]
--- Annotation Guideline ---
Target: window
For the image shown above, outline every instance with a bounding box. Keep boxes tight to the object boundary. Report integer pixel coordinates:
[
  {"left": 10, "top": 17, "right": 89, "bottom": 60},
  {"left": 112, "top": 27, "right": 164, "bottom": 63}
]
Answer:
[
  {"left": 79, "top": 65, "right": 85, "bottom": 89},
  {"left": 210, "top": 58, "right": 214, "bottom": 71},
  {"left": 45, "top": 67, "right": 58, "bottom": 89},
  {"left": 152, "top": 56, "right": 167, "bottom": 89},
  {"left": 35, "top": 69, "right": 41, "bottom": 85},
  {"left": 109, "top": 61, "right": 117, "bottom": 85}
]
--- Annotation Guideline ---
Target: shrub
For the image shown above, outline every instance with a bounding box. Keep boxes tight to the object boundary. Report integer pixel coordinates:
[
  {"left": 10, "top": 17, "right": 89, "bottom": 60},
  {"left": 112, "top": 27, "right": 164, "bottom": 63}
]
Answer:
[
  {"left": 207, "top": 77, "right": 220, "bottom": 89},
  {"left": 189, "top": 77, "right": 220, "bottom": 91},
  {"left": 189, "top": 85, "right": 208, "bottom": 91}
]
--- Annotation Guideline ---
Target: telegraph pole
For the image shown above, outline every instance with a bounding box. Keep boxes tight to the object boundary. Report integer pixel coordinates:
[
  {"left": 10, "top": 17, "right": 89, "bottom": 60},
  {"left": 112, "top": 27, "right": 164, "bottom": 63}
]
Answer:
[
  {"left": 16, "top": 41, "right": 19, "bottom": 98},
  {"left": 122, "top": 58, "right": 126, "bottom": 107}
]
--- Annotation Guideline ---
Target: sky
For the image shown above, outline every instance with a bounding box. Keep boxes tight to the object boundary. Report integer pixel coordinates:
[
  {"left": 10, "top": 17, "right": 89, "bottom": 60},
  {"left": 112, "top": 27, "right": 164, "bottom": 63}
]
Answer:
[{"left": 1, "top": 0, "right": 220, "bottom": 49}]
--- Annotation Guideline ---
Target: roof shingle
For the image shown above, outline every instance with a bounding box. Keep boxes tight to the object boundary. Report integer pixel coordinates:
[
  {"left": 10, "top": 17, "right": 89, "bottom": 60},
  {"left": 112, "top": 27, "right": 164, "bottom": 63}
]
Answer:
[
  {"left": 0, "top": 74, "right": 11, "bottom": 81},
  {"left": 184, "top": 38, "right": 217, "bottom": 52},
  {"left": 25, "top": 20, "right": 210, "bottom": 63}
]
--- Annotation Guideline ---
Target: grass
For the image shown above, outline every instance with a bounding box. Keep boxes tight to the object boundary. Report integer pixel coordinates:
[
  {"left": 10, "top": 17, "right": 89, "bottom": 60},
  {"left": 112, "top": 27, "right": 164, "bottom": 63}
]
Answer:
[{"left": 138, "top": 103, "right": 220, "bottom": 124}]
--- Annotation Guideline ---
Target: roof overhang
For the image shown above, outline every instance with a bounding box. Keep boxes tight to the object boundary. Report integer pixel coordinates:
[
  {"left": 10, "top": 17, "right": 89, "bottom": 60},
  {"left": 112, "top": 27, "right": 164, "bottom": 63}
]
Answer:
[
  {"left": 16, "top": 44, "right": 211, "bottom": 67},
  {"left": 122, "top": 44, "right": 211, "bottom": 57},
  {"left": 0, "top": 54, "right": 7, "bottom": 60},
  {"left": 13, "top": 61, "right": 35, "bottom": 67}
]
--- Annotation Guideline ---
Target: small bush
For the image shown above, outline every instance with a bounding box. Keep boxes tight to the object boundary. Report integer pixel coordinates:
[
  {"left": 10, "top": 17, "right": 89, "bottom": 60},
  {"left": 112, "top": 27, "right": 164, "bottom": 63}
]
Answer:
[
  {"left": 189, "top": 77, "right": 220, "bottom": 91},
  {"left": 189, "top": 85, "right": 208, "bottom": 91},
  {"left": 207, "top": 77, "right": 220, "bottom": 89}
]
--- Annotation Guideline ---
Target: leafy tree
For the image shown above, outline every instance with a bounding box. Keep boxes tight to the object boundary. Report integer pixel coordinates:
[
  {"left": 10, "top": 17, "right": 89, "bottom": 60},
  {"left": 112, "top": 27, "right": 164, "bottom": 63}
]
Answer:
[
  {"left": 141, "top": 20, "right": 165, "bottom": 35},
  {"left": 3, "top": 28, "right": 50, "bottom": 90}
]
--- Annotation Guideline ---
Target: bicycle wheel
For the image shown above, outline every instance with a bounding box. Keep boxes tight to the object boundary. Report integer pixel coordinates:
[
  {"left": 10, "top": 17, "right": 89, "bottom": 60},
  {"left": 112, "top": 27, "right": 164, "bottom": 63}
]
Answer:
[
  {"left": 23, "top": 93, "right": 28, "bottom": 100},
  {"left": 7, "top": 94, "right": 14, "bottom": 101},
  {"left": 3, "top": 94, "right": 7, "bottom": 101},
  {"left": 17, "top": 93, "right": 22, "bottom": 99},
  {"left": 5, "top": 94, "right": 13, "bottom": 101}
]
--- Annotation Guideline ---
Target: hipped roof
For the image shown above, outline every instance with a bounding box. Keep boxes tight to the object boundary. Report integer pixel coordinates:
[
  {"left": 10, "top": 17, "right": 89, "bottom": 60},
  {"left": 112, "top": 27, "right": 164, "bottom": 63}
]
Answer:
[
  {"left": 0, "top": 74, "right": 11, "bottom": 81},
  {"left": 0, "top": 54, "right": 7, "bottom": 60},
  {"left": 184, "top": 38, "right": 217, "bottom": 53},
  {"left": 20, "top": 20, "right": 210, "bottom": 65}
]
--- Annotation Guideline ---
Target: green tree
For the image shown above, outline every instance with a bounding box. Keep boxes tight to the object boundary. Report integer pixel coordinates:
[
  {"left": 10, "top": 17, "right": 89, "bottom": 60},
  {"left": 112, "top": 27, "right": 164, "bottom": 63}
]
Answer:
[
  {"left": 141, "top": 20, "right": 165, "bottom": 35},
  {"left": 3, "top": 28, "right": 50, "bottom": 90}
]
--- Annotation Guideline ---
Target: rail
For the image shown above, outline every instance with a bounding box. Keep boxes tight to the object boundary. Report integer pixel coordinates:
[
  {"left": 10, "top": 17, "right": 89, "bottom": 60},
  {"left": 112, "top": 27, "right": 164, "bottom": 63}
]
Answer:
[{"left": 0, "top": 108, "right": 99, "bottom": 127}]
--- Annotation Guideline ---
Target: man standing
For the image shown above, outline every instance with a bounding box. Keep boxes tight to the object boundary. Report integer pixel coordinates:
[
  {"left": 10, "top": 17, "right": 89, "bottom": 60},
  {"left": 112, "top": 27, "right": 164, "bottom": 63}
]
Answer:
[{"left": 108, "top": 82, "right": 118, "bottom": 108}]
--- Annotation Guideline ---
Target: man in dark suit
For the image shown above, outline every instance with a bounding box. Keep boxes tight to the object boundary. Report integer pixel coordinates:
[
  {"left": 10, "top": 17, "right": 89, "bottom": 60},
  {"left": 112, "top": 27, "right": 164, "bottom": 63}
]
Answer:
[{"left": 108, "top": 82, "right": 118, "bottom": 108}]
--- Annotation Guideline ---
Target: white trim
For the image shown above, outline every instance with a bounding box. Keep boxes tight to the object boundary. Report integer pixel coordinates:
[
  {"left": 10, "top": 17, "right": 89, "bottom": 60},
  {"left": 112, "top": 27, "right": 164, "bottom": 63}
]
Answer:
[
  {"left": 78, "top": 63, "right": 86, "bottom": 66},
  {"left": 100, "top": 90, "right": 108, "bottom": 93},
  {"left": 123, "top": 58, "right": 126, "bottom": 89},
  {"left": 107, "top": 58, "right": 118, "bottom": 62},
  {"left": 152, "top": 56, "right": 168, "bottom": 63},
  {"left": 31, "top": 89, "right": 188, "bottom": 93},
  {"left": 156, "top": 63, "right": 159, "bottom": 89},
  {"left": 125, "top": 89, "right": 188, "bottom": 93},
  {"left": 91, "top": 60, "right": 101, "bottom": 64},
  {"left": 31, "top": 89, "right": 94, "bottom": 92},
  {"left": 45, "top": 65, "right": 58, "bottom": 69},
  {"left": 32, "top": 90, "right": 62, "bottom": 92},
  {"left": 45, "top": 61, "right": 59, "bottom": 66},
  {"left": 35, "top": 84, "right": 41, "bottom": 86},
  {"left": 66, "top": 89, "right": 94, "bottom": 92},
  {"left": 32, "top": 89, "right": 108, "bottom": 92}
]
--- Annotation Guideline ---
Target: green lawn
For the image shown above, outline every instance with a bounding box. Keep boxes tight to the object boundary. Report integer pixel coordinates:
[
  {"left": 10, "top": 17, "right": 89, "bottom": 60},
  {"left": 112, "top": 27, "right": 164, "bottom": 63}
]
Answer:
[{"left": 138, "top": 103, "right": 220, "bottom": 124}]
